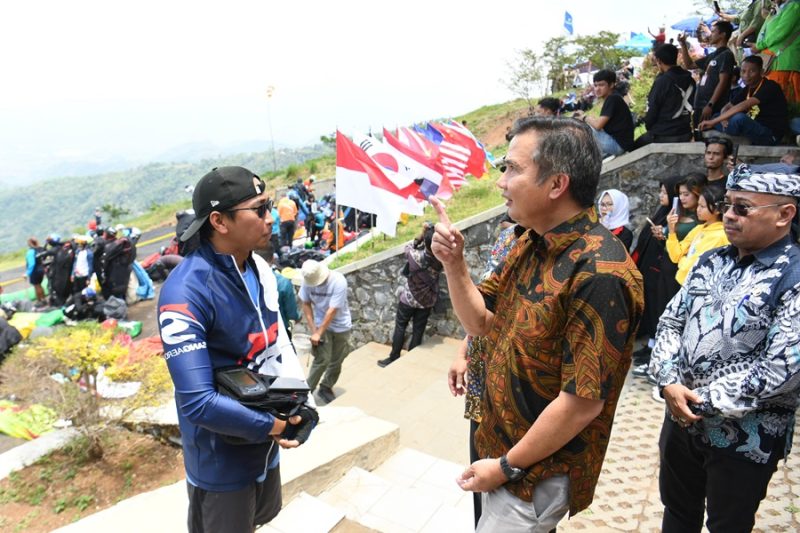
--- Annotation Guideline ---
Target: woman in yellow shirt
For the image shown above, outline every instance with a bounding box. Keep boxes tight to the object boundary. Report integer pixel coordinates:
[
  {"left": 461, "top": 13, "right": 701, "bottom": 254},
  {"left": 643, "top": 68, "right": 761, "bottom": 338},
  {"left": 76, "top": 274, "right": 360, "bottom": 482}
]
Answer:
[{"left": 666, "top": 185, "right": 729, "bottom": 285}]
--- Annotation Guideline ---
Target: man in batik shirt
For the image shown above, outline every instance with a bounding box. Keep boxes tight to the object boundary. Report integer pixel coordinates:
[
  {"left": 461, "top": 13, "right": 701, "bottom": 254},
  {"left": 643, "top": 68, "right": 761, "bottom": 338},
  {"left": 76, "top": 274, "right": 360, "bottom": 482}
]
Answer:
[
  {"left": 651, "top": 164, "right": 800, "bottom": 532},
  {"left": 432, "top": 116, "right": 644, "bottom": 532}
]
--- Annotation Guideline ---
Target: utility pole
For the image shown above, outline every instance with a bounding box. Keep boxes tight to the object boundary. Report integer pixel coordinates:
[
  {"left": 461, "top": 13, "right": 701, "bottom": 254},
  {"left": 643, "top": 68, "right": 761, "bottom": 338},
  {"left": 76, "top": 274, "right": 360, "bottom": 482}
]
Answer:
[{"left": 266, "top": 85, "right": 277, "bottom": 172}]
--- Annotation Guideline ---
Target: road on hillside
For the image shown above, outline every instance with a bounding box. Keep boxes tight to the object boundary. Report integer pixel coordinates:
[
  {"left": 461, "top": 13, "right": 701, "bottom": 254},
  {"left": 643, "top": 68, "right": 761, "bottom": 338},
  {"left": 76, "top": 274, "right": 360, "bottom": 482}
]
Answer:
[{"left": 0, "top": 225, "right": 177, "bottom": 294}]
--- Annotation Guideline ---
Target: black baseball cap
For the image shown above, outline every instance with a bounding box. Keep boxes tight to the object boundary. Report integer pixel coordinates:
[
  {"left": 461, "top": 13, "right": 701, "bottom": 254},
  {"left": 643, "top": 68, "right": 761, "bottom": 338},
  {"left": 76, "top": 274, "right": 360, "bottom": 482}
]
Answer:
[{"left": 180, "top": 166, "right": 266, "bottom": 242}]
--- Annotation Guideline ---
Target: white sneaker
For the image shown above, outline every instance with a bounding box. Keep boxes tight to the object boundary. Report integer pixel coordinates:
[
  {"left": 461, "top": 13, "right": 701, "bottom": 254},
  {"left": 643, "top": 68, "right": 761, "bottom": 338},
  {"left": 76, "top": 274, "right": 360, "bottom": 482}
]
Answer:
[{"left": 651, "top": 386, "right": 665, "bottom": 403}]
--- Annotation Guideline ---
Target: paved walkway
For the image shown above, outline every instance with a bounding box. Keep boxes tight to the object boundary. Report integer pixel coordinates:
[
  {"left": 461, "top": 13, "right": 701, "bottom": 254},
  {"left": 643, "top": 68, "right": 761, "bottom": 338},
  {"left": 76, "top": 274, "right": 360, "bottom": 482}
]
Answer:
[
  {"left": 296, "top": 334, "right": 800, "bottom": 531},
  {"left": 559, "top": 372, "right": 800, "bottom": 532}
]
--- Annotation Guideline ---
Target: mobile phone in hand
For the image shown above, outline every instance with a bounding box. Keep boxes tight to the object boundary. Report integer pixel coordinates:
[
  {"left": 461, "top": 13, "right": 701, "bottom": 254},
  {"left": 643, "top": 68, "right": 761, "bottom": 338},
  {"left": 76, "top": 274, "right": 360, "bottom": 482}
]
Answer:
[
  {"left": 732, "top": 144, "right": 739, "bottom": 165},
  {"left": 713, "top": 0, "right": 721, "bottom": 13},
  {"left": 672, "top": 197, "right": 680, "bottom": 213}
]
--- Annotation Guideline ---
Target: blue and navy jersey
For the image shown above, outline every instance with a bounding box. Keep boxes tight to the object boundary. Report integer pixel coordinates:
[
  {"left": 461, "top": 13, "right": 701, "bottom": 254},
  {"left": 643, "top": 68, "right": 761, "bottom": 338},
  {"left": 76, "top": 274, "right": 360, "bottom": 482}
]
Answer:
[{"left": 158, "top": 241, "right": 307, "bottom": 491}]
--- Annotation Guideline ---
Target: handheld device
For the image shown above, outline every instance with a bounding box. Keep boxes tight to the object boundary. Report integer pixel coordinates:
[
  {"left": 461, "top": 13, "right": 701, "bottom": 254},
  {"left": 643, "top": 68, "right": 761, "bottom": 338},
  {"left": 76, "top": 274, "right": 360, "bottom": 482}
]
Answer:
[
  {"left": 713, "top": 0, "right": 721, "bottom": 13},
  {"left": 732, "top": 144, "right": 740, "bottom": 165},
  {"left": 672, "top": 197, "right": 680, "bottom": 213},
  {"left": 646, "top": 217, "right": 656, "bottom": 227}
]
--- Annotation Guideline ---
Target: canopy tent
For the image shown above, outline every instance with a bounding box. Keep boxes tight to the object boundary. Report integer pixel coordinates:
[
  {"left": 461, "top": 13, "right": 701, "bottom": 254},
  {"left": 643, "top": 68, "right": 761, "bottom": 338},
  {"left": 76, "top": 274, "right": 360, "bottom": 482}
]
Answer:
[{"left": 615, "top": 32, "right": 653, "bottom": 54}]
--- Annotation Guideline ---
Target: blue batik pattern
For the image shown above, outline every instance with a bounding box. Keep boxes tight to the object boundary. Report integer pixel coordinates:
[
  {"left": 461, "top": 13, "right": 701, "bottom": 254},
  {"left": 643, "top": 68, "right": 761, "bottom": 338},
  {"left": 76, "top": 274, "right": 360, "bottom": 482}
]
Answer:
[{"left": 650, "top": 235, "right": 800, "bottom": 463}]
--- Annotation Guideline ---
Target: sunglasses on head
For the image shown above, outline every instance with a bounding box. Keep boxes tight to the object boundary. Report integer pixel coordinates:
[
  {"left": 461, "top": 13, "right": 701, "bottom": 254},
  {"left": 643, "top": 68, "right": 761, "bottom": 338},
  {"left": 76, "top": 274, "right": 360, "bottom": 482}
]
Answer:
[
  {"left": 228, "top": 198, "right": 273, "bottom": 218},
  {"left": 715, "top": 200, "right": 790, "bottom": 217}
]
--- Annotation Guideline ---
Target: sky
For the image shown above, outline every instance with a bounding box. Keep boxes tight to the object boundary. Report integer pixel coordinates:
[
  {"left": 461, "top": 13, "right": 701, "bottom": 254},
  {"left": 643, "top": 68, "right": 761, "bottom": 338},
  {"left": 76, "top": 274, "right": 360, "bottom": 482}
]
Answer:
[{"left": 0, "top": 0, "right": 704, "bottom": 184}]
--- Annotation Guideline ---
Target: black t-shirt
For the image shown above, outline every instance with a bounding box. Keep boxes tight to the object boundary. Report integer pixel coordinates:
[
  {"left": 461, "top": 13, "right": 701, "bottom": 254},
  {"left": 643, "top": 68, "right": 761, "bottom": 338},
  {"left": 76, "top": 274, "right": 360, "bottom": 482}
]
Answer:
[
  {"left": 731, "top": 77, "right": 788, "bottom": 139},
  {"left": 694, "top": 47, "right": 736, "bottom": 112},
  {"left": 600, "top": 93, "right": 635, "bottom": 151}
]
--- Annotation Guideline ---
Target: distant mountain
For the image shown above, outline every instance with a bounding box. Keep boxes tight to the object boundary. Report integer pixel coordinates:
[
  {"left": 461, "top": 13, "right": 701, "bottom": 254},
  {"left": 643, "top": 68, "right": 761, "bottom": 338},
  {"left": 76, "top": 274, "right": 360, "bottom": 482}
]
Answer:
[
  {"left": 0, "top": 139, "right": 292, "bottom": 188},
  {"left": 152, "top": 139, "right": 287, "bottom": 165},
  {"left": 0, "top": 144, "right": 331, "bottom": 254}
]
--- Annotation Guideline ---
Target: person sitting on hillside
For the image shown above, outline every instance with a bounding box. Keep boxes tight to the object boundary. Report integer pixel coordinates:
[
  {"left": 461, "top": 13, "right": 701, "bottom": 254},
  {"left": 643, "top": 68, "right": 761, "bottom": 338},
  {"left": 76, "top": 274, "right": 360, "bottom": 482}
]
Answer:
[
  {"left": 698, "top": 55, "right": 788, "bottom": 145},
  {"left": 534, "top": 97, "right": 562, "bottom": 116},
  {"left": 573, "top": 69, "right": 635, "bottom": 158},
  {"left": 635, "top": 44, "right": 696, "bottom": 149},
  {"left": 597, "top": 189, "right": 633, "bottom": 249}
]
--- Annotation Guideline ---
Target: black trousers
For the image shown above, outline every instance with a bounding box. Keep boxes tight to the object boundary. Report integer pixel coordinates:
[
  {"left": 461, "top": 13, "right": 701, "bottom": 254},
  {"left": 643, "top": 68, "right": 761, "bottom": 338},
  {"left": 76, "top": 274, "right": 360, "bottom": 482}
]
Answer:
[
  {"left": 187, "top": 465, "right": 282, "bottom": 533},
  {"left": 280, "top": 220, "right": 295, "bottom": 248},
  {"left": 659, "top": 416, "right": 782, "bottom": 533},
  {"left": 469, "top": 419, "right": 482, "bottom": 528},
  {"left": 389, "top": 301, "right": 432, "bottom": 359}
]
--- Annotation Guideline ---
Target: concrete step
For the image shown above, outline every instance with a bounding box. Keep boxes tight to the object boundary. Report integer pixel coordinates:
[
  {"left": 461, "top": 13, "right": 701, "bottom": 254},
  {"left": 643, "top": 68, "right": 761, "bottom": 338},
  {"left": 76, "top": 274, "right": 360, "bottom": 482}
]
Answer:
[
  {"left": 259, "top": 491, "right": 345, "bottom": 533},
  {"left": 317, "top": 448, "right": 473, "bottom": 533},
  {"left": 308, "top": 336, "right": 469, "bottom": 466},
  {"left": 53, "top": 405, "right": 398, "bottom": 533}
]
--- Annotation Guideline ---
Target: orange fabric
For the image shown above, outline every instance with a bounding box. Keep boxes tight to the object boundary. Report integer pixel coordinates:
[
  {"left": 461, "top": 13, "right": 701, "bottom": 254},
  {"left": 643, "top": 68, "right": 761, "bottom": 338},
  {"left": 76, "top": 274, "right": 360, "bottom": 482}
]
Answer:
[
  {"left": 277, "top": 197, "right": 298, "bottom": 222},
  {"left": 767, "top": 70, "right": 800, "bottom": 105}
]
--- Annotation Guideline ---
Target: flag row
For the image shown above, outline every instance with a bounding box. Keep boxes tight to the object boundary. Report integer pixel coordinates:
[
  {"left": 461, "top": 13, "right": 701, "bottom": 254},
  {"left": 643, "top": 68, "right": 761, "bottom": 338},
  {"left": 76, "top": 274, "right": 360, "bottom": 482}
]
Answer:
[{"left": 335, "top": 121, "right": 491, "bottom": 236}]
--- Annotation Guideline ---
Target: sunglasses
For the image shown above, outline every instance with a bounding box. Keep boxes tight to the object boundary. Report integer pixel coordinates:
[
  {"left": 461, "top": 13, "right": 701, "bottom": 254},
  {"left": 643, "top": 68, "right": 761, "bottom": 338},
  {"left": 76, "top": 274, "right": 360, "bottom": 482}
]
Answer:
[
  {"left": 228, "top": 198, "right": 273, "bottom": 218},
  {"left": 715, "top": 201, "right": 790, "bottom": 217}
]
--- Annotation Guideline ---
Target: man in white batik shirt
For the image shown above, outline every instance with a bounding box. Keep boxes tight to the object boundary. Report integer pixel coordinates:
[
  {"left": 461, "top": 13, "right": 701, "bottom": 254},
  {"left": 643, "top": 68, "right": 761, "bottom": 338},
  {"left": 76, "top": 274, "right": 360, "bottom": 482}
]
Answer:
[{"left": 650, "top": 164, "right": 800, "bottom": 533}]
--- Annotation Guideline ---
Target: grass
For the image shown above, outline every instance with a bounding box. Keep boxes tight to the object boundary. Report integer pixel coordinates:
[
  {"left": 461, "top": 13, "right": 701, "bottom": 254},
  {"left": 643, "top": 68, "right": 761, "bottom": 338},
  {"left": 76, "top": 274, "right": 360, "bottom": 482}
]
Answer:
[{"left": 327, "top": 169, "right": 505, "bottom": 269}]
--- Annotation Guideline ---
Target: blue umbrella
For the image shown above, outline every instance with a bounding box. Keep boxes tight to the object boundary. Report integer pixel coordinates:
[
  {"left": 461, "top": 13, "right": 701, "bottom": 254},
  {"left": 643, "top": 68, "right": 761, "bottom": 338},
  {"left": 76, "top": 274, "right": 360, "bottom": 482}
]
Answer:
[{"left": 671, "top": 15, "right": 719, "bottom": 36}]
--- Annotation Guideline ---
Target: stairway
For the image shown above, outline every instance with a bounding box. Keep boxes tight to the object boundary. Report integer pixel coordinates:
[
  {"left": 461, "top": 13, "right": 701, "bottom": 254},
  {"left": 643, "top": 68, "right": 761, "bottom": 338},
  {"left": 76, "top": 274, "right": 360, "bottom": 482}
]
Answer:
[{"left": 263, "top": 448, "right": 473, "bottom": 533}]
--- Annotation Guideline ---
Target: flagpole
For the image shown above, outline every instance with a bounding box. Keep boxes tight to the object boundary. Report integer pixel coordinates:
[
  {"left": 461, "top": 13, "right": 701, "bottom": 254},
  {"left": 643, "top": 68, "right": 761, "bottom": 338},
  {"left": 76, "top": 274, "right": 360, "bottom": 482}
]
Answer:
[{"left": 355, "top": 208, "right": 359, "bottom": 252}]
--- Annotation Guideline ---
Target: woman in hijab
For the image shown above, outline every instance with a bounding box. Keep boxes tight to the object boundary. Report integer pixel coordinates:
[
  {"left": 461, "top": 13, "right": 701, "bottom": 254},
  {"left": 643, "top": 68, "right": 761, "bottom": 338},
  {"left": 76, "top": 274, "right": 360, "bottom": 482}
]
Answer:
[{"left": 598, "top": 189, "right": 633, "bottom": 249}]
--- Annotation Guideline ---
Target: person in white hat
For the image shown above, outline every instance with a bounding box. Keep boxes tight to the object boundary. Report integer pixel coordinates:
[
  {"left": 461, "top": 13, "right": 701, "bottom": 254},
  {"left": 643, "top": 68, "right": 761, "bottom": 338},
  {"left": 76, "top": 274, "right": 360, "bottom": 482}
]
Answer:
[{"left": 298, "top": 259, "right": 352, "bottom": 404}]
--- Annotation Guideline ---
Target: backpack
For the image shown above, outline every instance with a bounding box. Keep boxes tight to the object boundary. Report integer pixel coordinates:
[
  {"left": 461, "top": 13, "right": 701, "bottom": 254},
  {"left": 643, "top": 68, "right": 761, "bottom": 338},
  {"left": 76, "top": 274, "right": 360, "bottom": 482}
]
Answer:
[{"left": 407, "top": 253, "right": 442, "bottom": 309}]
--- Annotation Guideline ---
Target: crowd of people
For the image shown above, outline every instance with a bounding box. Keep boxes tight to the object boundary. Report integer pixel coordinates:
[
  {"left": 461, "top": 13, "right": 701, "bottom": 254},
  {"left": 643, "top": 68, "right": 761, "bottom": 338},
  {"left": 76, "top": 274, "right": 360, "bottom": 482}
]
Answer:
[
  {"left": 24, "top": 221, "right": 142, "bottom": 312},
  {"left": 536, "top": 0, "right": 800, "bottom": 158}
]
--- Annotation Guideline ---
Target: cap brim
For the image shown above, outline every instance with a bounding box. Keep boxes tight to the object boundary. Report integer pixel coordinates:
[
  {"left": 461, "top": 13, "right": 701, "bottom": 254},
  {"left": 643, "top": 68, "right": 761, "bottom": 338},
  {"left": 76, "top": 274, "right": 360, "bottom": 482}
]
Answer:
[{"left": 179, "top": 215, "right": 207, "bottom": 242}]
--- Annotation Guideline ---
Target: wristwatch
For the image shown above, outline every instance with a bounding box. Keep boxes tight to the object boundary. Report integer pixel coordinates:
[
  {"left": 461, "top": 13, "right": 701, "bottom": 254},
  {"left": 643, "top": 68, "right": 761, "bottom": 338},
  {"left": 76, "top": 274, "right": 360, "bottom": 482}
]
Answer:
[{"left": 499, "top": 455, "right": 527, "bottom": 482}]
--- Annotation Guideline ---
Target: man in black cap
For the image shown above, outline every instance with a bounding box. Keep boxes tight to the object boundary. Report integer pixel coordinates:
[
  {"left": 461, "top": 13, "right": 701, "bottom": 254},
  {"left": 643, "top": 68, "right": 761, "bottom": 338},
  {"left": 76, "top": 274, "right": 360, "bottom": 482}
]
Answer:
[
  {"left": 158, "top": 166, "right": 317, "bottom": 532},
  {"left": 651, "top": 165, "right": 800, "bottom": 532}
]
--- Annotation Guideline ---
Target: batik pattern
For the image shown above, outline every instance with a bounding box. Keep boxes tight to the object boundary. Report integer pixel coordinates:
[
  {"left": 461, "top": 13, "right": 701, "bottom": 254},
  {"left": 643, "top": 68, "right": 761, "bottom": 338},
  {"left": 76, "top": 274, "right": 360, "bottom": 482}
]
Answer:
[
  {"left": 474, "top": 209, "right": 644, "bottom": 516},
  {"left": 651, "top": 235, "right": 800, "bottom": 463}
]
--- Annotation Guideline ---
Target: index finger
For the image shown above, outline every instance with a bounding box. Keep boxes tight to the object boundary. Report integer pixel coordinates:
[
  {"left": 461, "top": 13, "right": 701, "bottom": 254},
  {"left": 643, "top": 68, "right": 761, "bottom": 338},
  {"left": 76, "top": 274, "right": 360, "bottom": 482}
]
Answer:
[{"left": 428, "top": 195, "right": 451, "bottom": 226}]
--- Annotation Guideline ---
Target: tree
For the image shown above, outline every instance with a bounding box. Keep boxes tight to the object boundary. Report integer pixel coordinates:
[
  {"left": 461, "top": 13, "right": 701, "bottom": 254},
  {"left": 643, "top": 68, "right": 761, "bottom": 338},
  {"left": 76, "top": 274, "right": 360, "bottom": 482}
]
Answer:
[
  {"left": 543, "top": 37, "right": 574, "bottom": 93},
  {"left": 100, "top": 203, "right": 130, "bottom": 220},
  {"left": 572, "top": 31, "right": 638, "bottom": 71},
  {"left": 502, "top": 48, "right": 545, "bottom": 112}
]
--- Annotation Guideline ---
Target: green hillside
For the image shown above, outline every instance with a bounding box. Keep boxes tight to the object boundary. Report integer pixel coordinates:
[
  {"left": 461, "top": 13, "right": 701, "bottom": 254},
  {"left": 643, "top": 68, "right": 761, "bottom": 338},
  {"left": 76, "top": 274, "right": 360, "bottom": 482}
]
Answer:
[{"left": 0, "top": 146, "right": 331, "bottom": 255}]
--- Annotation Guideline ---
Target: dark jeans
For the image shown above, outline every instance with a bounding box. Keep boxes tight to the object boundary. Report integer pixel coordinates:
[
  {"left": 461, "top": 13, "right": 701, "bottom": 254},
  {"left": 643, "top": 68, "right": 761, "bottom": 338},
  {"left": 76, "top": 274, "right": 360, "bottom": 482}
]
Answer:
[
  {"left": 659, "top": 416, "right": 782, "bottom": 533},
  {"left": 280, "top": 220, "right": 295, "bottom": 248},
  {"left": 633, "top": 131, "right": 693, "bottom": 149},
  {"left": 389, "top": 301, "right": 432, "bottom": 359}
]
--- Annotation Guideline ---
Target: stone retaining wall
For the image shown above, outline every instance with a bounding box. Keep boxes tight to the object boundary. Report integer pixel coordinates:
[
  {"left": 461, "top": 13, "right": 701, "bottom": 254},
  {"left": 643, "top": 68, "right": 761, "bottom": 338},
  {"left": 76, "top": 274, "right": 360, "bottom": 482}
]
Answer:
[
  {"left": 296, "top": 144, "right": 799, "bottom": 350},
  {"left": 295, "top": 205, "right": 508, "bottom": 348}
]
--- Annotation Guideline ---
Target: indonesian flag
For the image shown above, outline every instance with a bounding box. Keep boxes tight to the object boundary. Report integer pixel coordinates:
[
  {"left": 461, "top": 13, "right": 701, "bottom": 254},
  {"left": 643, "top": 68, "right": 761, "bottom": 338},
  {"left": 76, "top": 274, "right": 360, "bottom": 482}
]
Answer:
[
  {"left": 431, "top": 122, "right": 487, "bottom": 179},
  {"left": 335, "top": 131, "right": 419, "bottom": 236},
  {"left": 352, "top": 133, "right": 425, "bottom": 216},
  {"left": 383, "top": 127, "right": 453, "bottom": 200}
]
